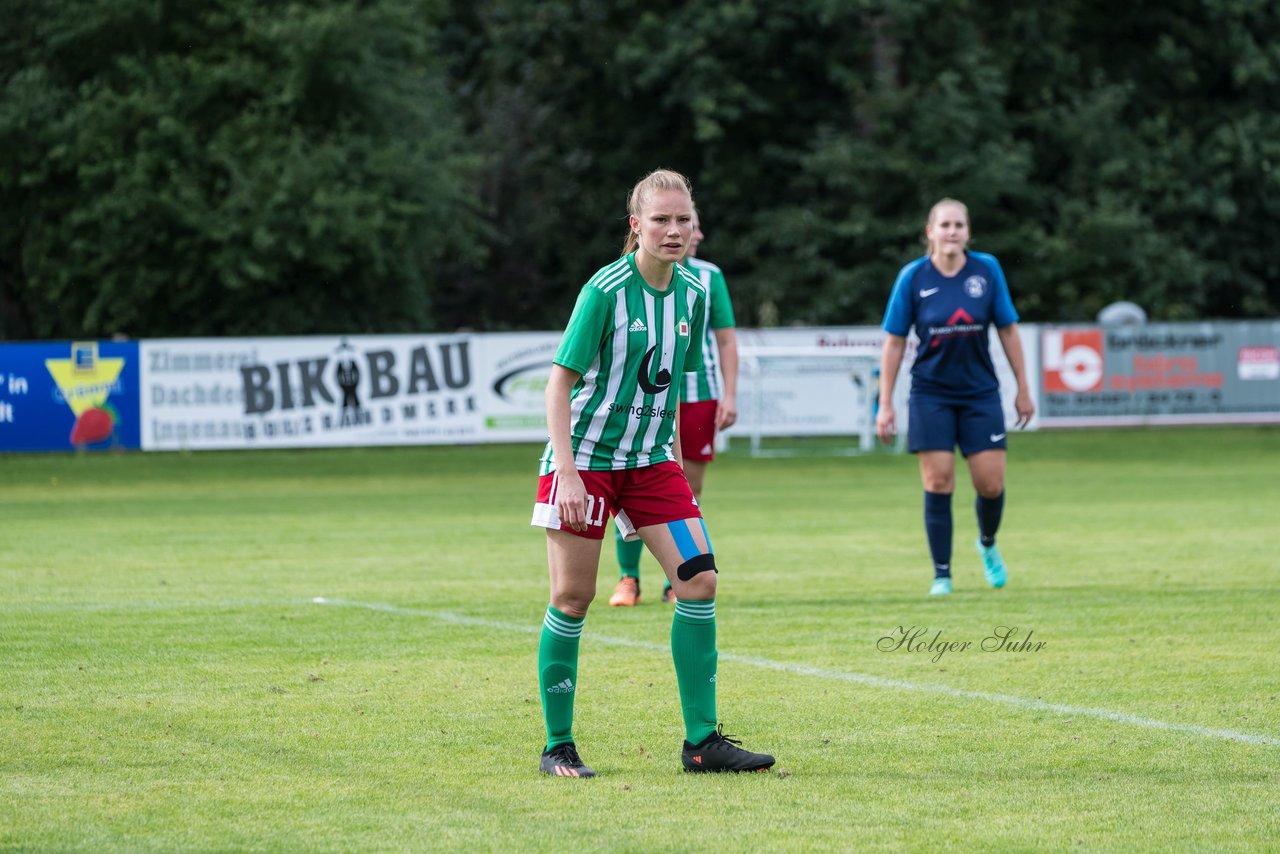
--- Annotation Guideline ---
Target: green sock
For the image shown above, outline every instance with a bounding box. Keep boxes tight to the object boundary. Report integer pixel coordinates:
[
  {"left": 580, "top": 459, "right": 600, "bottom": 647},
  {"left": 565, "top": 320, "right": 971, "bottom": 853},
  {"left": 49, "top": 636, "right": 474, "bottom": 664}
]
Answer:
[
  {"left": 538, "top": 605, "right": 583, "bottom": 749},
  {"left": 615, "top": 525, "right": 643, "bottom": 580},
  {"left": 671, "top": 598, "right": 717, "bottom": 744}
]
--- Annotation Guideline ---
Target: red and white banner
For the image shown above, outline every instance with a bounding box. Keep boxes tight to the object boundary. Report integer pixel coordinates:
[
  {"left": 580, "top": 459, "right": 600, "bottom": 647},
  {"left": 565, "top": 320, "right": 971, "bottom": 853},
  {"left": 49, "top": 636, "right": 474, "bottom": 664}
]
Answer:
[{"left": 1039, "top": 322, "right": 1280, "bottom": 426}]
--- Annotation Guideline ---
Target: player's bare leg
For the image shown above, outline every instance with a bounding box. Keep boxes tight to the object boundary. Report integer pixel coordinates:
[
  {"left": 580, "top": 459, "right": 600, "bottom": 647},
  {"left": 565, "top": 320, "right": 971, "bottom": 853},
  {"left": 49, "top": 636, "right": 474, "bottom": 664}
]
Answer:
[
  {"left": 640, "top": 517, "right": 715, "bottom": 602},
  {"left": 546, "top": 529, "right": 603, "bottom": 617},
  {"left": 683, "top": 460, "right": 709, "bottom": 501},
  {"left": 966, "top": 449, "right": 1006, "bottom": 498},
  {"left": 666, "top": 461, "right": 709, "bottom": 604}
]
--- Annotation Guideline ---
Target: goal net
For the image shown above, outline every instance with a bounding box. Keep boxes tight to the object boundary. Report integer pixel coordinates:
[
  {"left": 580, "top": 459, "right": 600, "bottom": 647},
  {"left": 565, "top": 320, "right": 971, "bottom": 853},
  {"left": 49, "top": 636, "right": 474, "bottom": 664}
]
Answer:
[{"left": 731, "top": 347, "right": 905, "bottom": 457}]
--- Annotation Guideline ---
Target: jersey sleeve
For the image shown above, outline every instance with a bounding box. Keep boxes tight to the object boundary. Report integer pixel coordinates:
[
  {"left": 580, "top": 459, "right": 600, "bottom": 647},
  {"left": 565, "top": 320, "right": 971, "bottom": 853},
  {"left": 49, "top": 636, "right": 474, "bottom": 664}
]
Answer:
[
  {"left": 967, "top": 252, "right": 1018, "bottom": 330},
  {"left": 980, "top": 253, "right": 1020, "bottom": 327},
  {"left": 881, "top": 259, "right": 924, "bottom": 337},
  {"left": 683, "top": 288, "right": 708, "bottom": 373},
  {"left": 708, "top": 270, "right": 736, "bottom": 329},
  {"left": 553, "top": 285, "right": 611, "bottom": 375}
]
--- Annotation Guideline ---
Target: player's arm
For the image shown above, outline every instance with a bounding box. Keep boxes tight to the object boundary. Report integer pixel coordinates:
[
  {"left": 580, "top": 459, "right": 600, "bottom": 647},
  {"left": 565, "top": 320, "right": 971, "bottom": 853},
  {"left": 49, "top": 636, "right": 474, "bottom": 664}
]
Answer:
[
  {"left": 986, "top": 255, "right": 1034, "bottom": 429},
  {"left": 876, "top": 334, "right": 907, "bottom": 443},
  {"left": 713, "top": 327, "right": 738, "bottom": 430},
  {"left": 545, "top": 364, "right": 588, "bottom": 531},
  {"left": 877, "top": 262, "right": 918, "bottom": 443},
  {"left": 996, "top": 324, "right": 1035, "bottom": 428}
]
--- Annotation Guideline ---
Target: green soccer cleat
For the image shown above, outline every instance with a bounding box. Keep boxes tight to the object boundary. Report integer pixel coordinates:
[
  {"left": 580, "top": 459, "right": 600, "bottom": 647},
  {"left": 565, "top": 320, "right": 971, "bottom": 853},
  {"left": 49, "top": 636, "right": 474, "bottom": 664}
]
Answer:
[
  {"left": 976, "top": 539, "right": 1007, "bottom": 588},
  {"left": 929, "top": 577, "right": 952, "bottom": 596}
]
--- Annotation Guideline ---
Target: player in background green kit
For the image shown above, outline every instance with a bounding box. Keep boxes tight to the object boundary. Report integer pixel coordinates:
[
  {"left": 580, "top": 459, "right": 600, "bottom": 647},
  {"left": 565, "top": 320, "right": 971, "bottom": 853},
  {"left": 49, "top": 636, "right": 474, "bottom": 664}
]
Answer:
[
  {"left": 530, "top": 169, "right": 774, "bottom": 778},
  {"left": 609, "top": 209, "right": 739, "bottom": 606}
]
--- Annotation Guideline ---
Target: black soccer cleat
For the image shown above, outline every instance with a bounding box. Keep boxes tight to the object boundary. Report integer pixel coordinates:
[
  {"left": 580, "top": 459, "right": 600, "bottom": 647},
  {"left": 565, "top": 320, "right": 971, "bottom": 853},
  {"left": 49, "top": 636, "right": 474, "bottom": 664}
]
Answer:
[
  {"left": 540, "top": 742, "right": 596, "bottom": 778},
  {"left": 681, "top": 724, "right": 775, "bottom": 773}
]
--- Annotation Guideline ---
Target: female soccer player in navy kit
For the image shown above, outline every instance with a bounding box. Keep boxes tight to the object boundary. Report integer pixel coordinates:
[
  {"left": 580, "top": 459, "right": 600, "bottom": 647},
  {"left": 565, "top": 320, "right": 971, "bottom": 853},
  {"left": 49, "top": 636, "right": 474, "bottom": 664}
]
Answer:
[
  {"left": 875, "top": 198, "right": 1034, "bottom": 595},
  {"left": 530, "top": 169, "right": 774, "bottom": 777}
]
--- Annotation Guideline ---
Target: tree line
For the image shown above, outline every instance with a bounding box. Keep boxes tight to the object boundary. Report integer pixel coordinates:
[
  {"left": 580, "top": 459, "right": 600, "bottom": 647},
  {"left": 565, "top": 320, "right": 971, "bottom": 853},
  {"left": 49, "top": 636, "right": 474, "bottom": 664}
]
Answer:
[{"left": 3, "top": 0, "right": 1277, "bottom": 340}]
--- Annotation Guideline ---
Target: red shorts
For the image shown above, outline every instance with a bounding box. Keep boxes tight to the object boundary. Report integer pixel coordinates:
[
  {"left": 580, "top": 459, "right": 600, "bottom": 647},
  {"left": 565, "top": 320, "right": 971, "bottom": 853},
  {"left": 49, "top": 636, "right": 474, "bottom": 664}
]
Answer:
[
  {"left": 531, "top": 461, "right": 701, "bottom": 541},
  {"left": 680, "top": 400, "right": 718, "bottom": 462}
]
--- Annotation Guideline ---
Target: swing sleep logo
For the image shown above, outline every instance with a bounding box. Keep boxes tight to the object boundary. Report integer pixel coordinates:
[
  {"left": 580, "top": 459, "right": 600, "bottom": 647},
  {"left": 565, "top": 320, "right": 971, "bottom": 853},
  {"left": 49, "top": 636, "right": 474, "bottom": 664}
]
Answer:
[
  {"left": 1043, "top": 329, "right": 1104, "bottom": 392},
  {"left": 637, "top": 345, "right": 672, "bottom": 394}
]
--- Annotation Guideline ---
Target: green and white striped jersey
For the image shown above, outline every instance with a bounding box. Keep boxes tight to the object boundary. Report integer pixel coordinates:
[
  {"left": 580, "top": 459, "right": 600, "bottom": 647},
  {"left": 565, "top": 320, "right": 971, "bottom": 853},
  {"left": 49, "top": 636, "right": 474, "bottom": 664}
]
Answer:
[
  {"left": 681, "top": 256, "right": 736, "bottom": 403},
  {"left": 540, "top": 252, "right": 708, "bottom": 473}
]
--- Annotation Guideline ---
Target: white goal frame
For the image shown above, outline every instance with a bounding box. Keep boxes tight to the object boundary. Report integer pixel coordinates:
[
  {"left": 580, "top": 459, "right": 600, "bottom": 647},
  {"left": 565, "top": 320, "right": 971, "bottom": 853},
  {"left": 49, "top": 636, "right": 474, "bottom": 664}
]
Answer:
[{"left": 732, "top": 346, "right": 903, "bottom": 457}]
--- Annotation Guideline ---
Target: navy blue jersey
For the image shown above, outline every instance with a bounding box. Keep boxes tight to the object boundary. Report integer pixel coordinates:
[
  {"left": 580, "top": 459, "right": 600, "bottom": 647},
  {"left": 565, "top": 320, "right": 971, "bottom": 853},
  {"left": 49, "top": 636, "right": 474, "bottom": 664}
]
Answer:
[{"left": 881, "top": 252, "right": 1019, "bottom": 398}]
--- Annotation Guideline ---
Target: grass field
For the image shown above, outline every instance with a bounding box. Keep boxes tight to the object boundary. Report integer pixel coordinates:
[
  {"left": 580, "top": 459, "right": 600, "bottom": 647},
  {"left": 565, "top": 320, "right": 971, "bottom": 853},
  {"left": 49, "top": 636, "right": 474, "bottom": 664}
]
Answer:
[{"left": 3, "top": 427, "right": 1279, "bottom": 852}]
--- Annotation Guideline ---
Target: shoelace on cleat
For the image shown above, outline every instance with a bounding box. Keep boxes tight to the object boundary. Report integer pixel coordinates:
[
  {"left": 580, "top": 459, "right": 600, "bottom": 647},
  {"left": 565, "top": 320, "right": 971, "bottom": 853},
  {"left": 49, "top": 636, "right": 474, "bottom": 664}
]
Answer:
[
  {"left": 552, "top": 744, "right": 584, "bottom": 766},
  {"left": 707, "top": 723, "right": 744, "bottom": 750}
]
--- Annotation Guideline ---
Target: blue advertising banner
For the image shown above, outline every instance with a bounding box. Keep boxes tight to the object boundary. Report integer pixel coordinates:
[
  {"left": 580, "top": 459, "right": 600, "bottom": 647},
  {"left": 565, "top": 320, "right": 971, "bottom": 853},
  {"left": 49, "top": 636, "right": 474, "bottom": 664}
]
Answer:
[{"left": 0, "top": 340, "right": 142, "bottom": 451}]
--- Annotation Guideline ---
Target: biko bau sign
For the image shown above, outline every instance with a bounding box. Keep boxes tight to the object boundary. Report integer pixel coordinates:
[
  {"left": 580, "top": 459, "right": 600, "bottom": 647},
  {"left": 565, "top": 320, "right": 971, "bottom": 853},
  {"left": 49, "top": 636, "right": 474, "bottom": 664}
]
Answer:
[{"left": 140, "top": 336, "right": 482, "bottom": 449}]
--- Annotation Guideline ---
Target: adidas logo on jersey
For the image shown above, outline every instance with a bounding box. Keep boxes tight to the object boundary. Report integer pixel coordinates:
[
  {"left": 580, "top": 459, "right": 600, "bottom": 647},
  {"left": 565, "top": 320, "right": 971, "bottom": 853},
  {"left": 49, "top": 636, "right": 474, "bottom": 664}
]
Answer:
[
  {"left": 628, "top": 318, "right": 647, "bottom": 333},
  {"left": 700, "top": 443, "right": 712, "bottom": 455},
  {"left": 546, "top": 679, "right": 575, "bottom": 694}
]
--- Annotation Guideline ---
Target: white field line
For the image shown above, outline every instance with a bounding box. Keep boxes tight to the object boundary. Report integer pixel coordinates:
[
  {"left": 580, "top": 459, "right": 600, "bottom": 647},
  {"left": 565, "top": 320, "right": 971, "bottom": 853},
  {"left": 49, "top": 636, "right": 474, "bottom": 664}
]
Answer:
[{"left": 312, "top": 597, "right": 1280, "bottom": 749}]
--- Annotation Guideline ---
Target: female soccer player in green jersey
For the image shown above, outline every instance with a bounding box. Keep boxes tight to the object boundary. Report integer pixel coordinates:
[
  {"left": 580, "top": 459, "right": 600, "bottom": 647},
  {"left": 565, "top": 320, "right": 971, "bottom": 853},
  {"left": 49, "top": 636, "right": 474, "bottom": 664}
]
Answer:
[
  {"left": 609, "top": 208, "right": 740, "bottom": 607},
  {"left": 530, "top": 169, "right": 774, "bottom": 778}
]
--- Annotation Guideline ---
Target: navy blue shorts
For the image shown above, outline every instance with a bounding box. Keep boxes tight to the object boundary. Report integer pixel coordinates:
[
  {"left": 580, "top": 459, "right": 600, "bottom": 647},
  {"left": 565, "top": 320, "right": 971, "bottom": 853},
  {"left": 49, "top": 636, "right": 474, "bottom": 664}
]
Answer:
[{"left": 908, "top": 393, "right": 1007, "bottom": 456}]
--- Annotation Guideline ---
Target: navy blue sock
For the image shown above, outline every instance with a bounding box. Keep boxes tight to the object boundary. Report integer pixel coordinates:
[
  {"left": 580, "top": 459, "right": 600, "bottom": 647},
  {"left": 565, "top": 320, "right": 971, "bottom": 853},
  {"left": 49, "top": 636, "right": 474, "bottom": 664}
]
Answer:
[
  {"left": 976, "top": 491, "right": 1005, "bottom": 547},
  {"left": 923, "top": 491, "right": 953, "bottom": 579}
]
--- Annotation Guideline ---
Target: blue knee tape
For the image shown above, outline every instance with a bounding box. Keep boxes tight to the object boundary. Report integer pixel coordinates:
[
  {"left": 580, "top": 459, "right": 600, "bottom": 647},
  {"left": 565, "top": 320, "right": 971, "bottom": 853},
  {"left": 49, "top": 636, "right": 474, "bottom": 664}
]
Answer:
[
  {"left": 668, "top": 520, "right": 715, "bottom": 580},
  {"left": 666, "top": 520, "right": 701, "bottom": 561}
]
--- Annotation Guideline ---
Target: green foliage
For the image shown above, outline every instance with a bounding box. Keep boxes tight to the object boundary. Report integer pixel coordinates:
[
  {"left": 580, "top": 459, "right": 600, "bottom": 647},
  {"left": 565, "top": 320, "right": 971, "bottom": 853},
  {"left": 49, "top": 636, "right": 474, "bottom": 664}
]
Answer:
[
  {"left": 448, "top": 0, "right": 1280, "bottom": 328},
  {"left": 0, "top": 0, "right": 482, "bottom": 339},
  {"left": 1000, "top": 0, "right": 1280, "bottom": 321},
  {"left": 2, "top": 1, "right": 1277, "bottom": 337}
]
